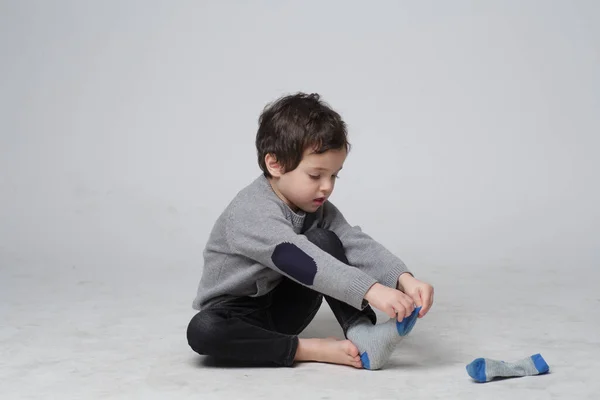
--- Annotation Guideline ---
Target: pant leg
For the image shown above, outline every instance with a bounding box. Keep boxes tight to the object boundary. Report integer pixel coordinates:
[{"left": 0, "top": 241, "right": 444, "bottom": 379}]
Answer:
[
  {"left": 303, "top": 228, "right": 377, "bottom": 335},
  {"left": 268, "top": 276, "right": 323, "bottom": 335},
  {"left": 187, "top": 294, "right": 300, "bottom": 367}
]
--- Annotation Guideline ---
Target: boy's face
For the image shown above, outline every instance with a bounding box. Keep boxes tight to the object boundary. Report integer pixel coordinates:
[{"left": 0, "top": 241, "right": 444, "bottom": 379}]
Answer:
[{"left": 267, "top": 147, "right": 347, "bottom": 213}]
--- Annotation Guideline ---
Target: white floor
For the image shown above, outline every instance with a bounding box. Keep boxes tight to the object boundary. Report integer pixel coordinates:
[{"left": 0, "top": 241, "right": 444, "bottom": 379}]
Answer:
[{"left": 2, "top": 261, "right": 598, "bottom": 399}]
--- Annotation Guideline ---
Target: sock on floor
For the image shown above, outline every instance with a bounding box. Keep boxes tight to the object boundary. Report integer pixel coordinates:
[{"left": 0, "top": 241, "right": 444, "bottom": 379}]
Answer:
[
  {"left": 346, "top": 306, "right": 421, "bottom": 370},
  {"left": 466, "top": 354, "right": 550, "bottom": 383}
]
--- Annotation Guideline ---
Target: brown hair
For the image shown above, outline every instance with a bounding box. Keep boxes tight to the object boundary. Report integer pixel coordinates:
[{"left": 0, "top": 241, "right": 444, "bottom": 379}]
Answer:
[{"left": 256, "top": 92, "right": 350, "bottom": 178}]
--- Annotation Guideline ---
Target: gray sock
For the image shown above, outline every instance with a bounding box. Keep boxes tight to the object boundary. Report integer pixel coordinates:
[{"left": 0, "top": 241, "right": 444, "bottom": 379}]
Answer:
[
  {"left": 346, "top": 307, "right": 420, "bottom": 370},
  {"left": 466, "top": 354, "right": 550, "bottom": 382}
]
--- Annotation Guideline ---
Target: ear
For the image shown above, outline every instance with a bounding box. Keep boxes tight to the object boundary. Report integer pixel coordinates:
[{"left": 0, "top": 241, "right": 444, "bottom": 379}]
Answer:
[{"left": 265, "top": 153, "right": 284, "bottom": 177}]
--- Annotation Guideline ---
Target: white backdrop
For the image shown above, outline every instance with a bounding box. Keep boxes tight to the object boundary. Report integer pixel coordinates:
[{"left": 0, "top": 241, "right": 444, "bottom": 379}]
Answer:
[{"left": 1, "top": 1, "right": 598, "bottom": 290}]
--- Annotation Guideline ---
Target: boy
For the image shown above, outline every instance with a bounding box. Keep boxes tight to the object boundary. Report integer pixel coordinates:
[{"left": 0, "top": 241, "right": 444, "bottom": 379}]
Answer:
[{"left": 187, "top": 92, "right": 434, "bottom": 370}]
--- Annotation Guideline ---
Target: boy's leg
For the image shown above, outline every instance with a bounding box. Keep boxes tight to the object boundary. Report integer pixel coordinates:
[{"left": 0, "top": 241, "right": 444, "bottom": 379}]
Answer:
[
  {"left": 187, "top": 295, "right": 299, "bottom": 367},
  {"left": 267, "top": 276, "right": 324, "bottom": 335},
  {"left": 302, "top": 228, "right": 377, "bottom": 333},
  {"left": 266, "top": 276, "right": 364, "bottom": 368}
]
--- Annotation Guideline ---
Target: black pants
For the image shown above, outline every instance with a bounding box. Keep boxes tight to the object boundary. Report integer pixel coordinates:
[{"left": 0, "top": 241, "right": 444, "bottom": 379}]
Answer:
[{"left": 186, "top": 228, "right": 377, "bottom": 367}]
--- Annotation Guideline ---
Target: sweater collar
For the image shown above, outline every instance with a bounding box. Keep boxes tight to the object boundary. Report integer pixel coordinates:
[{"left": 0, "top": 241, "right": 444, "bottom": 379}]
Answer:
[{"left": 257, "top": 174, "right": 306, "bottom": 229}]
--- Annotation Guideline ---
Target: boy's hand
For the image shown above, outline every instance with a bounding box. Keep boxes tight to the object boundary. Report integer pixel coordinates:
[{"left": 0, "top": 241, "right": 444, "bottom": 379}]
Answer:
[
  {"left": 397, "top": 273, "right": 434, "bottom": 318},
  {"left": 364, "top": 283, "right": 416, "bottom": 321}
]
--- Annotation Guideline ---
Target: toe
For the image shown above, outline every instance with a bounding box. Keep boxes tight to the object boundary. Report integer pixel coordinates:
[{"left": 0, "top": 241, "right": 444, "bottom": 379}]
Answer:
[{"left": 345, "top": 341, "right": 359, "bottom": 357}]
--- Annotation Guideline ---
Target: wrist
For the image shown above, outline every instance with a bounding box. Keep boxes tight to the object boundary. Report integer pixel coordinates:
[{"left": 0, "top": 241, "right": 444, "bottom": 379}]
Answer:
[
  {"left": 397, "top": 272, "right": 415, "bottom": 291},
  {"left": 364, "top": 282, "right": 384, "bottom": 302}
]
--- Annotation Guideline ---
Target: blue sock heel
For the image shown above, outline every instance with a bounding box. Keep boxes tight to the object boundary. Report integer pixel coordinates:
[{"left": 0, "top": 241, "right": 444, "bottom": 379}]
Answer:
[{"left": 360, "top": 352, "right": 371, "bottom": 369}]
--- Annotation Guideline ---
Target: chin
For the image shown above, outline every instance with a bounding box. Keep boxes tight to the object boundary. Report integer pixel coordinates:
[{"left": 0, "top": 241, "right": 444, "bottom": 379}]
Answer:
[{"left": 306, "top": 204, "right": 322, "bottom": 212}]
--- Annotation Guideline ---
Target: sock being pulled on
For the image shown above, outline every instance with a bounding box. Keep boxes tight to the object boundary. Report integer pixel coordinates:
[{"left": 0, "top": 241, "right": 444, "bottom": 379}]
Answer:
[
  {"left": 466, "top": 354, "right": 550, "bottom": 383},
  {"left": 346, "top": 307, "right": 421, "bottom": 370}
]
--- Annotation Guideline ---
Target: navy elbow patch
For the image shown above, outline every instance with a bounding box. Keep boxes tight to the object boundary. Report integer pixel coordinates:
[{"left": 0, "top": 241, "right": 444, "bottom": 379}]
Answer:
[{"left": 271, "top": 242, "right": 317, "bottom": 285}]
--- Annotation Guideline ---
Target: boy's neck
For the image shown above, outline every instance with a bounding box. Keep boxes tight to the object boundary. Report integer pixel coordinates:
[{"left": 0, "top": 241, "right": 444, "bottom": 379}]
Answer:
[{"left": 266, "top": 176, "right": 301, "bottom": 213}]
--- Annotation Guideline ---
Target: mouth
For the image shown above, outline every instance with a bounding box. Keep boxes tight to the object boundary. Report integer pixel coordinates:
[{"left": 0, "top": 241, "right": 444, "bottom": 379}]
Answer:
[{"left": 313, "top": 197, "right": 326, "bottom": 205}]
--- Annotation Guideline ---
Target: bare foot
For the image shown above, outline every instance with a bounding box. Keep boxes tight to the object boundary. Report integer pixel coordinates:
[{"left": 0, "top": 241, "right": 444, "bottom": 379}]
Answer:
[{"left": 294, "top": 338, "right": 362, "bottom": 368}]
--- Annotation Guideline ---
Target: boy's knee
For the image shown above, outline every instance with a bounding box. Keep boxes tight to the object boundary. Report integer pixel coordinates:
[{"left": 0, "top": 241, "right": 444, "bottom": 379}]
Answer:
[
  {"left": 186, "top": 310, "right": 225, "bottom": 354},
  {"left": 304, "top": 228, "right": 343, "bottom": 255}
]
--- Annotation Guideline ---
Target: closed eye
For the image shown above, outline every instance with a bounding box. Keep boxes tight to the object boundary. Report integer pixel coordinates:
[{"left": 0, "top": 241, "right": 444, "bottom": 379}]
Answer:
[{"left": 309, "top": 174, "right": 340, "bottom": 180}]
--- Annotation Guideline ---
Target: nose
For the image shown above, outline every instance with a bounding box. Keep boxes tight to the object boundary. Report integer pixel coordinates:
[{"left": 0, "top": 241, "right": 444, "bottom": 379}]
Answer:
[{"left": 320, "top": 179, "right": 334, "bottom": 196}]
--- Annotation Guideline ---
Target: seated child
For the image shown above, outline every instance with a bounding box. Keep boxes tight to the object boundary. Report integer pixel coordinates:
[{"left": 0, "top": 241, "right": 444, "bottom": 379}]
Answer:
[{"left": 187, "top": 92, "right": 434, "bottom": 370}]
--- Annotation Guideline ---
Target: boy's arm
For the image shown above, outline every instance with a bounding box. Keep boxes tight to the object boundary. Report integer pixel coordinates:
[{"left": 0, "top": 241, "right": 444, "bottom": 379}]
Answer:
[
  {"left": 225, "top": 202, "right": 378, "bottom": 310},
  {"left": 321, "top": 201, "right": 412, "bottom": 289}
]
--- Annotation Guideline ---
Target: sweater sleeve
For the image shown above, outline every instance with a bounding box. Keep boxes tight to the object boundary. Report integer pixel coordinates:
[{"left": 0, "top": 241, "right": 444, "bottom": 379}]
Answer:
[
  {"left": 321, "top": 201, "right": 411, "bottom": 289},
  {"left": 224, "top": 201, "right": 378, "bottom": 310}
]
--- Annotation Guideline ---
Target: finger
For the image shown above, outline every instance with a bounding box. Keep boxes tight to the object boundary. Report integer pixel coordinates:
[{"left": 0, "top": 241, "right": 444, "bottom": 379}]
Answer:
[
  {"left": 400, "top": 294, "right": 415, "bottom": 318},
  {"left": 419, "top": 289, "right": 434, "bottom": 318},
  {"left": 393, "top": 304, "right": 406, "bottom": 322},
  {"left": 404, "top": 301, "right": 414, "bottom": 319},
  {"left": 386, "top": 307, "right": 397, "bottom": 319},
  {"left": 396, "top": 299, "right": 412, "bottom": 320},
  {"left": 428, "top": 291, "right": 434, "bottom": 311},
  {"left": 411, "top": 289, "right": 423, "bottom": 308},
  {"left": 419, "top": 294, "right": 431, "bottom": 317}
]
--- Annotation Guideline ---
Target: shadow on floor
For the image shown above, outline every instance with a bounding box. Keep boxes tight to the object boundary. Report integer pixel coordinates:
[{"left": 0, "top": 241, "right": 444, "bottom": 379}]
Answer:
[
  {"left": 193, "top": 356, "right": 281, "bottom": 369},
  {"left": 385, "top": 332, "right": 462, "bottom": 369}
]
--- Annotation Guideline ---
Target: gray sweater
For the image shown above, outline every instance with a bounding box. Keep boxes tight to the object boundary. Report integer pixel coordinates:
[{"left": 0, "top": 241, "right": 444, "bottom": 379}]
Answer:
[{"left": 192, "top": 174, "right": 410, "bottom": 311}]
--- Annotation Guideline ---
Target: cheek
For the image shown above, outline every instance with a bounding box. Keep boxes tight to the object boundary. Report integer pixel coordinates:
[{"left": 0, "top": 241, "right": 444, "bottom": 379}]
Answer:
[
  {"left": 300, "top": 181, "right": 317, "bottom": 197},
  {"left": 301, "top": 175, "right": 315, "bottom": 188}
]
